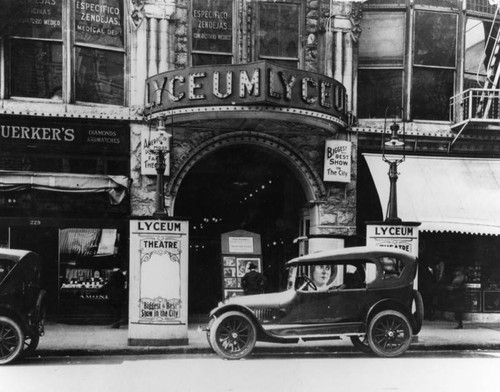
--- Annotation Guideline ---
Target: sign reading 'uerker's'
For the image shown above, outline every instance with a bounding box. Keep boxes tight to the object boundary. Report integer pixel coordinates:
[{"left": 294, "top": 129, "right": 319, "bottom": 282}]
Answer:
[{"left": 145, "top": 61, "right": 347, "bottom": 124}]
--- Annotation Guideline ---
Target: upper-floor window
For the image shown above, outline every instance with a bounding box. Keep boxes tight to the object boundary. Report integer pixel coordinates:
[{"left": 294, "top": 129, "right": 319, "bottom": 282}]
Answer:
[
  {"left": 464, "top": 17, "right": 500, "bottom": 89},
  {"left": 358, "top": 11, "right": 405, "bottom": 118},
  {"left": 190, "top": 0, "right": 235, "bottom": 66},
  {"left": 257, "top": 1, "right": 301, "bottom": 68},
  {"left": 412, "top": 10, "right": 457, "bottom": 120},
  {"left": 359, "top": 0, "right": 498, "bottom": 121},
  {"left": 1, "top": 0, "right": 125, "bottom": 106}
]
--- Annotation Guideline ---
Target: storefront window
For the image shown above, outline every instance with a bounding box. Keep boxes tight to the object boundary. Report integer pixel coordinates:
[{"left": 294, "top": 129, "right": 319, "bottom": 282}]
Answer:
[
  {"left": 2, "top": 0, "right": 125, "bottom": 106},
  {"left": 58, "top": 227, "right": 128, "bottom": 323},
  {"left": 191, "top": 0, "right": 234, "bottom": 66},
  {"left": 257, "top": 2, "right": 300, "bottom": 68}
]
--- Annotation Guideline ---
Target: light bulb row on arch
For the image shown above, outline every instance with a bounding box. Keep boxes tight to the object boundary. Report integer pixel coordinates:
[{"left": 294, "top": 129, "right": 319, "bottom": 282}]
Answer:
[{"left": 239, "top": 180, "right": 273, "bottom": 204}]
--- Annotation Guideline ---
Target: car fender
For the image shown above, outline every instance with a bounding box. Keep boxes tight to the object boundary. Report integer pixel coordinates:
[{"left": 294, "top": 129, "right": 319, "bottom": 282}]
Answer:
[
  {"left": 209, "top": 303, "right": 274, "bottom": 341},
  {"left": 0, "top": 304, "right": 26, "bottom": 330},
  {"left": 365, "top": 298, "right": 415, "bottom": 332}
]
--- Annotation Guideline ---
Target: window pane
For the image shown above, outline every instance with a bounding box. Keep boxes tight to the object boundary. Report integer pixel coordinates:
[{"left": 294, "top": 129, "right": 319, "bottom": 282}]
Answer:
[
  {"left": 259, "top": 3, "right": 299, "bottom": 59},
  {"left": 8, "top": 0, "right": 63, "bottom": 40},
  {"left": 359, "top": 12, "right": 405, "bottom": 67},
  {"left": 358, "top": 70, "right": 403, "bottom": 118},
  {"left": 192, "top": 0, "right": 233, "bottom": 54},
  {"left": 467, "top": 0, "right": 498, "bottom": 15},
  {"left": 414, "top": 11, "right": 457, "bottom": 67},
  {"left": 11, "top": 40, "right": 62, "bottom": 99},
  {"left": 412, "top": 68, "right": 454, "bottom": 120},
  {"left": 260, "top": 58, "right": 298, "bottom": 68},
  {"left": 465, "top": 18, "right": 488, "bottom": 78},
  {"left": 465, "top": 17, "right": 500, "bottom": 89},
  {"left": 192, "top": 53, "right": 232, "bottom": 66},
  {"left": 414, "top": 0, "right": 459, "bottom": 9},
  {"left": 75, "top": 0, "right": 124, "bottom": 48},
  {"left": 75, "top": 47, "right": 124, "bottom": 105}
]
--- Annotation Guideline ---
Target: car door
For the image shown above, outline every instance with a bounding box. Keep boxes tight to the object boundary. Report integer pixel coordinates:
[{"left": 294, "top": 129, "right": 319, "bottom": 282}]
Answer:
[{"left": 286, "top": 261, "right": 368, "bottom": 326}]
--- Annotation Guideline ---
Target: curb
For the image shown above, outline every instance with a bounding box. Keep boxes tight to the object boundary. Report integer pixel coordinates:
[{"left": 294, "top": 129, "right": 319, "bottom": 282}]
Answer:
[{"left": 31, "top": 343, "right": 500, "bottom": 359}]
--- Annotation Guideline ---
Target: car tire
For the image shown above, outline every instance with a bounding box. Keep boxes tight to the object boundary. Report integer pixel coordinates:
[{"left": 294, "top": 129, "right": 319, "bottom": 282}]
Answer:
[
  {"left": 209, "top": 311, "right": 257, "bottom": 360},
  {"left": 412, "top": 289, "right": 424, "bottom": 335},
  {"left": 350, "top": 335, "right": 373, "bottom": 355},
  {"left": 0, "top": 316, "right": 25, "bottom": 365},
  {"left": 206, "top": 317, "right": 215, "bottom": 349},
  {"left": 368, "top": 310, "right": 412, "bottom": 358}
]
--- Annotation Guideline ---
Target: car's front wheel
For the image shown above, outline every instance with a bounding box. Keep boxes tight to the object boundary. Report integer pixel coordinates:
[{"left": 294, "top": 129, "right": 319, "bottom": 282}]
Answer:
[
  {"left": 0, "top": 316, "right": 24, "bottom": 365},
  {"left": 209, "top": 311, "right": 257, "bottom": 360},
  {"left": 368, "top": 310, "right": 412, "bottom": 357}
]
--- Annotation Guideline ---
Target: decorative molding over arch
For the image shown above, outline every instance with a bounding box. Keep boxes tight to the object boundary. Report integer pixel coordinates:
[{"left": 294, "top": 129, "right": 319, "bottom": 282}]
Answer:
[{"left": 167, "top": 131, "right": 326, "bottom": 209}]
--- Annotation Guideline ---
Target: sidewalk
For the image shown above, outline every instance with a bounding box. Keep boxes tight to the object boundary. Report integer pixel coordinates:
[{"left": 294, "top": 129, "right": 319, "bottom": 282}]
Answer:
[{"left": 33, "top": 319, "right": 500, "bottom": 358}]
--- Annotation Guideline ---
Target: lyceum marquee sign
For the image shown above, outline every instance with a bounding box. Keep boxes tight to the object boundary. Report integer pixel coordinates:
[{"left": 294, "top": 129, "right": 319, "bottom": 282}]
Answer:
[{"left": 145, "top": 61, "right": 348, "bottom": 126}]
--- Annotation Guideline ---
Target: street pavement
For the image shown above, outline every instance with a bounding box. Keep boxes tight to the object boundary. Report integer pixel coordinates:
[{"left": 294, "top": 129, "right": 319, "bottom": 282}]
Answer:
[{"left": 33, "top": 319, "right": 500, "bottom": 358}]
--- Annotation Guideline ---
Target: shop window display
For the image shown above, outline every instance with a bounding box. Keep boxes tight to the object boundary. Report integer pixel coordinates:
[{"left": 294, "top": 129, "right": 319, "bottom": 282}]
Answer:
[{"left": 58, "top": 228, "right": 126, "bottom": 323}]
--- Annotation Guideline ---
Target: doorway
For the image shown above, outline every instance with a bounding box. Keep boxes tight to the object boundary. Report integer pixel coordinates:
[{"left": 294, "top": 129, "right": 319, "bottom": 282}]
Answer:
[{"left": 174, "top": 145, "right": 307, "bottom": 315}]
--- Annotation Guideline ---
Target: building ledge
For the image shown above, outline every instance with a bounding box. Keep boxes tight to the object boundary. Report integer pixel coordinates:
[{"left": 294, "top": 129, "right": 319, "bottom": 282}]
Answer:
[{"left": 0, "top": 99, "right": 142, "bottom": 121}]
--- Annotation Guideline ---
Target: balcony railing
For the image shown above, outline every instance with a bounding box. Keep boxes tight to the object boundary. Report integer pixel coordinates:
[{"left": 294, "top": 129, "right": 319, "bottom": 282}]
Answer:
[{"left": 450, "top": 88, "right": 500, "bottom": 127}]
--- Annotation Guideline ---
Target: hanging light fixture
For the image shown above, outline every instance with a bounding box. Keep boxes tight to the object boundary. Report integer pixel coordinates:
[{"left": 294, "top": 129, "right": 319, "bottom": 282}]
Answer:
[{"left": 382, "top": 106, "right": 406, "bottom": 224}]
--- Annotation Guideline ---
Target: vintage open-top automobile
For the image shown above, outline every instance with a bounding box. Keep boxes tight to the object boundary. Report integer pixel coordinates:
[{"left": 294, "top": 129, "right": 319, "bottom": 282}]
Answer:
[
  {"left": 206, "top": 246, "right": 423, "bottom": 359},
  {"left": 0, "top": 249, "right": 46, "bottom": 365}
]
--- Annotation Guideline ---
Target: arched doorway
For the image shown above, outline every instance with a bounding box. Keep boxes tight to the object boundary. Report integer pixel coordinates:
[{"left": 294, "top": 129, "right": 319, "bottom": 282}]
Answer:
[{"left": 174, "top": 144, "right": 307, "bottom": 315}]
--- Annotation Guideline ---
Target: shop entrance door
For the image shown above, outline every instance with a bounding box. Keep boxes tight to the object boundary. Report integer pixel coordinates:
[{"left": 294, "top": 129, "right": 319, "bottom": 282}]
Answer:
[{"left": 174, "top": 145, "right": 307, "bottom": 318}]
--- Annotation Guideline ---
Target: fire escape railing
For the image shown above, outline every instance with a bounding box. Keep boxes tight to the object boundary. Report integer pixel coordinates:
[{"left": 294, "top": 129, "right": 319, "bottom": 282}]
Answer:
[{"left": 450, "top": 88, "right": 500, "bottom": 126}]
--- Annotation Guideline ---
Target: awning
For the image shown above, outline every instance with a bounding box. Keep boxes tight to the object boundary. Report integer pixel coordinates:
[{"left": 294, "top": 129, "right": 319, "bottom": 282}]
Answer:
[
  {"left": 363, "top": 154, "right": 500, "bottom": 236},
  {"left": 0, "top": 170, "right": 131, "bottom": 205}
]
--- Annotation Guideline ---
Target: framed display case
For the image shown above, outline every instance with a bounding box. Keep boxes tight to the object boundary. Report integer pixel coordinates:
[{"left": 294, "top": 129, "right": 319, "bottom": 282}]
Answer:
[{"left": 483, "top": 290, "right": 500, "bottom": 313}]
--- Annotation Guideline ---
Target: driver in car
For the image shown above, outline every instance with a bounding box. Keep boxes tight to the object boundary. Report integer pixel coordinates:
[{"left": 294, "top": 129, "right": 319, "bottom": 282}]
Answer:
[{"left": 311, "top": 265, "right": 332, "bottom": 291}]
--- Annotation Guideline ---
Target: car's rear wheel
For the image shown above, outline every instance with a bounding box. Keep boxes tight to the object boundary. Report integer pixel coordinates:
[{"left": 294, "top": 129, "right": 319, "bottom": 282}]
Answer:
[
  {"left": 368, "top": 310, "right": 412, "bottom": 357},
  {"left": 209, "top": 311, "right": 257, "bottom": 360},
  {"left": 0, "top": 316, "right": 24, "bottom": 365},
  {"left": 350, "top": 335, "right": 373, "bottom": 354}
]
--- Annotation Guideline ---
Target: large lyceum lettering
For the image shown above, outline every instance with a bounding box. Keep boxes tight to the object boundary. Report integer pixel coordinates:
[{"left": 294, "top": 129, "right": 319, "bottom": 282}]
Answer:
[{"left": 145, "top": 62, "right": 347, "bottom": 120}]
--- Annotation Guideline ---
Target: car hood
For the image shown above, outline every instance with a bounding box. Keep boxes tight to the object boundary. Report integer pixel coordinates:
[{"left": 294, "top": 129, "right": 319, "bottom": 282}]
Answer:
[{"left": 222, "top": 289, "right": 296, "bottom": 308}]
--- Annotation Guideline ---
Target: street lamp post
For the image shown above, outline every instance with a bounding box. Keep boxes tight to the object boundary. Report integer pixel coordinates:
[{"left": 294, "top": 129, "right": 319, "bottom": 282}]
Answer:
[
  {"left": 149, "top": 116, "right": 170, "bottom": 219},
  {"left": 382, "top": 108, "right": 405, "bottom": 224}
]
